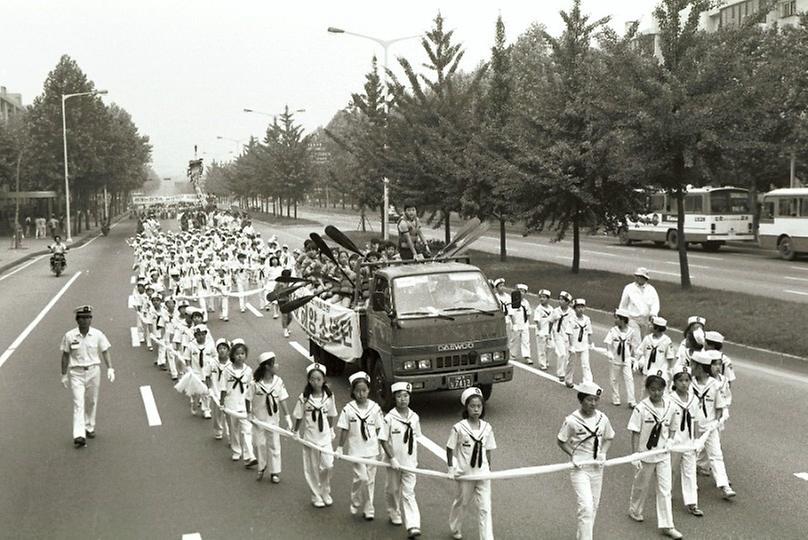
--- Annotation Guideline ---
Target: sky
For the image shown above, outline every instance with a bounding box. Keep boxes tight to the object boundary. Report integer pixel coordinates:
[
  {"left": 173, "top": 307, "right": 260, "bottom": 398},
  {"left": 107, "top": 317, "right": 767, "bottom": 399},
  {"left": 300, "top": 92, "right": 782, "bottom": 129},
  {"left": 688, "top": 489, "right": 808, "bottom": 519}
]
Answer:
[{"left": 2, "top": 0, "right": 657, "bottom": 178}]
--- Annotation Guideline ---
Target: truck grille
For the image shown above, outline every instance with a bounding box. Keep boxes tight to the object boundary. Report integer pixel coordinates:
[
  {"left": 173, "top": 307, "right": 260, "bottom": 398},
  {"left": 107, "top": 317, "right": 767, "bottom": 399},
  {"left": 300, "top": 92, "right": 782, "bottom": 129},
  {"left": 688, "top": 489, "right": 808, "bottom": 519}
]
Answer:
[{"left": 435, "top": 353, "right": 477, "bottom": 369}]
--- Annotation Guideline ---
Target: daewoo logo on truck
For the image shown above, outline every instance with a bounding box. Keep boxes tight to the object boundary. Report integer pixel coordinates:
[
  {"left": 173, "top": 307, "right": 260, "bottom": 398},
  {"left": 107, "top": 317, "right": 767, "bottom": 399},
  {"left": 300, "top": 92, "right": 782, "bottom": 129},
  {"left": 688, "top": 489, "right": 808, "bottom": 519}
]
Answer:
[{"left": 437, "top": 342, "right": 474, "bottom": 352}]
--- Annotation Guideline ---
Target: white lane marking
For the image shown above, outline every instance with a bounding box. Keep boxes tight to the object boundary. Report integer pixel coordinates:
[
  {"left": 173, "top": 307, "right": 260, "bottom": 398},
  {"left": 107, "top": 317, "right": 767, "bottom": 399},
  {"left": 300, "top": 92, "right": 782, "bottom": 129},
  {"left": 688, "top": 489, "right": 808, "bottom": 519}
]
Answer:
[
  {"left": 0, "top": 254, "right": 47, "bottom": 283},
  {"left": 130, "top": 327, "right": 141, "bottom": 348},
  {"left": 0, "top": 271, "right": 82, "bottom": 369},
  {"left": 245, "top": 302, "right": 264, "bottom": 318},
  {"left": 130, "top": 276, "right": 136, "bottom": 284},
  {"left": 584, "top": 250, "right": 618, "bottom": 258},
  {"left": 139, "top": 385, "right": 162, "bottom": 427},
  {"left": 789, "top": 266, "right": 808, "bottom": 272},
  {"left": 510, "top": 360, "right": 565, "bottom": 385},
  {"left": 689, "top": 254, "right": 723, "bottom": 261},
  {"left": 795, "top": 473, "right": 808, "bottom": 481},
  {"left": 784, "top": 289, "right": 808, "bottom": 297},
  {"left": 286, "top": 339, "right": 446, "bottom": 462},
  {"left": 784, "top": 276, "right": 808, "bottom": 283},
  {"left": 650, "top": 269, "right": 696, "bottom": 278},
  {"left": 664, "top": 261, "right": 711, "bottom": 270},
  {"left": 182, "top": 534, "right": 202, "bottom": 540},
  {"left": 552, "top": 255, "right": 590, "bottom": 263}
]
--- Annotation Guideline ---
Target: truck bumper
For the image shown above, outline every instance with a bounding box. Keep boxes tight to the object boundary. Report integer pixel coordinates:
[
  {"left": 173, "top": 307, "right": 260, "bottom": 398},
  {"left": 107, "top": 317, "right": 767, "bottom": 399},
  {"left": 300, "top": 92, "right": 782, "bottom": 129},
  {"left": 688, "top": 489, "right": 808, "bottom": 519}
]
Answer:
[{"left": 393, "top": 365, "right": 514, "bottom": 392}]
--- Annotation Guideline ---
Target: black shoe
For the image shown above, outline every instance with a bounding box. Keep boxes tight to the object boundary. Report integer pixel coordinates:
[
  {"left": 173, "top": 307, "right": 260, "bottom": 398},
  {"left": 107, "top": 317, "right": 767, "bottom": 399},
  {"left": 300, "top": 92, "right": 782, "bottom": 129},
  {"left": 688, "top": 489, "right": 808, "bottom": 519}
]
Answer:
[
  {"left": 73, "top": 437, "right": 86, "bottom": 448},
  {"left": 86, "top": 431, "right": 96, "bottom": 439},
  {"left": 363, "top": 514, "right": 375, "bottom": 521},
  {"left": 244, "top": 459, "right": 259, "bottom": 469}
]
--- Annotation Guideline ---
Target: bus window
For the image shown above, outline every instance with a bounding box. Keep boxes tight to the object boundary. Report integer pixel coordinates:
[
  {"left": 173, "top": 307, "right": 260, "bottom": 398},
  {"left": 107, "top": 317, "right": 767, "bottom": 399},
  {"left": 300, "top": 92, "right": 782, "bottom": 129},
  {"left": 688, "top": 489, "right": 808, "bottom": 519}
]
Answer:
[
  {"left": 777, "top": 198, "right": 799, "bottom": 217},
  {"left": 650, "top": 194, "right": 665, "bottom": 212},
  {"left": 710, "top": 191, "right": 750, "bottom": 214},
  {"left": 760, "top": 201, "right": 775, "bottom": 223},
  {"left": 684, "top": 194, "right": 703, "bottom": 213},
  {"left": 800, "top": 198, "right": 808, "bottom": 217}
]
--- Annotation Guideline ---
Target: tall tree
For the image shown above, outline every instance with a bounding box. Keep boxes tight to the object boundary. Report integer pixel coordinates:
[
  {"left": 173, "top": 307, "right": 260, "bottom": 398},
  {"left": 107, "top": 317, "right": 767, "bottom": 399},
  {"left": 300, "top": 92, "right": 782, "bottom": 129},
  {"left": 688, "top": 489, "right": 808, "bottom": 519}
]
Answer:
[{"left": 263, "top": 107, "right": 311, "bottom": 217}]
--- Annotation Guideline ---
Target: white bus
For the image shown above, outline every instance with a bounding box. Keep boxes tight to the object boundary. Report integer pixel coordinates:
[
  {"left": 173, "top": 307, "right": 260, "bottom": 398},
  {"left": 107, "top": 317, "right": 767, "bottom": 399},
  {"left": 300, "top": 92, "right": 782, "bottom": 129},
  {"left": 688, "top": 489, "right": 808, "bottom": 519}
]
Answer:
[
  {"left": 618, "top": 186, "right": 755, "bottom": 251},
  {"left": 758, "top": 187, "right": 808, "bottom": 260}
]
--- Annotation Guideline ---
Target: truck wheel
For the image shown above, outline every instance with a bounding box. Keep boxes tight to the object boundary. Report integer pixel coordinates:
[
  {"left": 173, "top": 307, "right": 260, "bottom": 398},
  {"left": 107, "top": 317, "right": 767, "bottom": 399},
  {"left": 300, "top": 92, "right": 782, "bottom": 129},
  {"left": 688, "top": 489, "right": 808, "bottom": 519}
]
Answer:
[
  {"left": 617, "top": 227, "right": 633, "bottom": 246},
  {"left": 479, "top": 383, "right": 493, "bottom": 401},
  {"left": 371, "top": 358, "right": 393, "bottom": 410},
  {"left": 778, "top": 236, "right": 796, "bottom": 261}
]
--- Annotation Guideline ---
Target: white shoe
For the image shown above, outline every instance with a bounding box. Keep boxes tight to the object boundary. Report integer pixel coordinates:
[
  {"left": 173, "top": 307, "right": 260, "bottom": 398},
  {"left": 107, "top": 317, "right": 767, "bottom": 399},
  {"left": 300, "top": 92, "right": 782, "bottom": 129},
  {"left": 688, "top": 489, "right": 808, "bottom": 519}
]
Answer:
[
  {"left": 283, "top": 329, "right": 290, "bottom": 338},
  {"left": 231, "top": 453, "right": 241, "bottom": 461},
  {"left": 662, "top": 528, "right": 683, "bottom": 539},
  {"left": 390, "top": 515, "right": 403, "bottom": 526}
]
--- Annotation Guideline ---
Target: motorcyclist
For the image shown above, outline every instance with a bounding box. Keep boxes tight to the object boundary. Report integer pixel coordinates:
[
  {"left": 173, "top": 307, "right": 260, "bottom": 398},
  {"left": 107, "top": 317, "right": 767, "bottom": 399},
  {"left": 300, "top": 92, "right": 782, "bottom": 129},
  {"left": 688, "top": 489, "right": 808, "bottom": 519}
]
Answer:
[{"left": 50, "top": 235, "right": 68, "bottom": 268}]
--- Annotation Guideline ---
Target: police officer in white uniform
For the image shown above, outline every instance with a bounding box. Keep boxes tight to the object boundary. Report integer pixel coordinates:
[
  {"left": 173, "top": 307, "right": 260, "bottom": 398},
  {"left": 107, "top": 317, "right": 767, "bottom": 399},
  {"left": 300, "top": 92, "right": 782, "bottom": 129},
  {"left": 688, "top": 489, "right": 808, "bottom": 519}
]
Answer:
[{"left": 60, "top": 305, "right": 115, "bottom": 448}]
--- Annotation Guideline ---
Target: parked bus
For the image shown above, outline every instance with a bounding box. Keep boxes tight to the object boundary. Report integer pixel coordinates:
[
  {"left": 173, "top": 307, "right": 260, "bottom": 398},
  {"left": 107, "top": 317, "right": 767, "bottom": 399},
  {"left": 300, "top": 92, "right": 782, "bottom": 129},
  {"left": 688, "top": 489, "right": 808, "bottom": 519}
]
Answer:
[
  {"left": 759, "top": 187, "right": 808, "bottom": 260},
  {"left": 618, "top": 186, "right": 755, "bottom": 251}
]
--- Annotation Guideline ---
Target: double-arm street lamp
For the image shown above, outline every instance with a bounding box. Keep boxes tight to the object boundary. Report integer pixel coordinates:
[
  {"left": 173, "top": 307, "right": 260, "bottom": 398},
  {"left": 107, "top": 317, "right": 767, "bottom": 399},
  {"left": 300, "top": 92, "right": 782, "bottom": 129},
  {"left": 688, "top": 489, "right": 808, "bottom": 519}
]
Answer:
[
  {"left": 62, "top": 89, "right": 108, "bottom": 242},
  {"left": 244, "top": 107, "right": 306, "bottom": 124},
  {"left": 216, "top": 135, "right": 246, "bottom": 155},
  {"left": 327, "top": 26, "right": 419, "bottom": 239}
]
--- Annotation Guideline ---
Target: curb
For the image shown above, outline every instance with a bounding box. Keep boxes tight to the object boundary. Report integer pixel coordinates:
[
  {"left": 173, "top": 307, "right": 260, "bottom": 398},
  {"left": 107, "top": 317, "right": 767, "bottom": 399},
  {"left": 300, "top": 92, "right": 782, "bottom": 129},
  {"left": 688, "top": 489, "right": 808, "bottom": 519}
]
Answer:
[{"left": 0, "top": 214, "right": 128, "bottom": 277}]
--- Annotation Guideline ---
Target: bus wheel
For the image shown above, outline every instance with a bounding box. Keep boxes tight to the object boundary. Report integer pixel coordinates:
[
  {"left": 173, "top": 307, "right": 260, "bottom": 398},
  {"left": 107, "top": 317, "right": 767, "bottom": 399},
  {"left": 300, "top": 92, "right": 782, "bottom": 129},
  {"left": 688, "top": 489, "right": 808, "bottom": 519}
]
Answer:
[
  {"left": 617, "top": 227, "right": 633, "bottom": 246},
  {"left": 371, "top": 357, "right": 392, "bottom": 410},
  {"left": 701, "top": 241, "right": 722, "bottom": 252},
  {"left": 666, "top": 230, "right": 679, "bottom": 250},
  {"left": 778, "top": 236, "right": 796, "bottom": 261},
  {"left": 479, "top": 383, "right": 493, "bottom": 401}
]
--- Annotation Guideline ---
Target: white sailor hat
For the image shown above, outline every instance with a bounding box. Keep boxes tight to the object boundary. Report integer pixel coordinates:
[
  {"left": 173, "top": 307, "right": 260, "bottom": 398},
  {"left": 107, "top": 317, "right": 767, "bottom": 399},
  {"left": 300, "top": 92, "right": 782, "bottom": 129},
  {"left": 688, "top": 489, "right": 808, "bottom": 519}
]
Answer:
[
  {"left": 633, "top": 267, "right": 650, "bottom": 280},
  {"left": 515, "top": 283, "right": 529, "bottom": 292},
  {"left": 687, "top": 316, "right": 706, "bottom": 327},
  {"left": 705, "top": 331, "right": 724, "bottom": 344},
  {"left": 215, "top": 338, "right": 230, "bottom": 349},
  {"left": 348, "top": 371, "right": 370, "bottom": 385},
  {"left": 391, "top": 382, "right": 412, "bottom": 394},
  {"left": 672, "top": 364, "right": 690, "bottom": 378},
  {"left": 306, "top": 362, "right": 327, "bottom": 376},
  {"left": 705, "top": 349, "right": 723, "bottom": 362},
  {"left": 178, "top": 299, "right": 190, "bottom": 308},
  {"left": 538, "top": 289, "right": 551, "bottom": 297},
  {"left": 492, "top": 278, "right": 505, "bottom": 287},
  {"left": 192, "top": 324, "right": 208, "bottom": 335},
  {"left": 559, "top": 291, "right": 573, "bottom": 301},
  {"left": 690, "top": 350, "right": 713, "bottom": 366},
  {"left": 652, "top": 316, "right": 668, "bottom": 328},
  {"left": 573, "top": 381, "right": 603, "bottom": 396},
  {"left": 615, "top": 308, "right": 630, "bottom": 319},
  {"left": 460, "top": 386, "right": 484, "bottom": 405},
  {"left": 573, "top": 298, "right": 586, "bottom": 307},
  {"left": 231, "top": 338, "right": 246, "bottom": 347},
  {"left": 257, "top": 351, "right": 276, "bottom": 363}
]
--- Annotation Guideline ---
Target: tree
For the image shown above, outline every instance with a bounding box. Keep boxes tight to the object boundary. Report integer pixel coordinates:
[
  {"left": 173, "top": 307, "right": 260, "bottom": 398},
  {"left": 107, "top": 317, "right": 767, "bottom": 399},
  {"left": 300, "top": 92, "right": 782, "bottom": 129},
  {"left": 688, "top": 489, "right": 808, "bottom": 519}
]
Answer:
[{"left": 263, "top": 107, "right": 312, "bottom": 217}]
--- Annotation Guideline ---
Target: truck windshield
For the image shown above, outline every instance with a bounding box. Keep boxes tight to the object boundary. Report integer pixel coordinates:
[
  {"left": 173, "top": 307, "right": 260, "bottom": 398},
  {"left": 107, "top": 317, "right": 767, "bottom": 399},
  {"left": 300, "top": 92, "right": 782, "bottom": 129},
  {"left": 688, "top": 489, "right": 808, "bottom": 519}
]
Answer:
[{"left": 392, "top": 271, "right": 500, "bottom": 315}]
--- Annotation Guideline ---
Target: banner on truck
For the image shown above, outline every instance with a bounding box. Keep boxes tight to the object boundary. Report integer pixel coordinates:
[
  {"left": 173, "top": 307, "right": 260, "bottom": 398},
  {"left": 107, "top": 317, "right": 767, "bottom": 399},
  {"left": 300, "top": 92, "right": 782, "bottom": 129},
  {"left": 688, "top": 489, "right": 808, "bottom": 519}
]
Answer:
[{"left": 292, "top": 292, "right": 361, "bottom": 363}]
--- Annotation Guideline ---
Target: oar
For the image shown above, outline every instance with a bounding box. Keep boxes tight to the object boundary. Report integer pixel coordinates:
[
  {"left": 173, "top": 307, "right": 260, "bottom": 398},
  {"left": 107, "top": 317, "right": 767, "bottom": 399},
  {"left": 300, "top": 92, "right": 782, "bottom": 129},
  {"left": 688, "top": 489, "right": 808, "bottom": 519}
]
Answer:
[
  {"left": 309, "top": 233, "right": 355, "bottom": 288},
  {"left": 445, "top": 220, "right": 492, "bottom": 257},
  {"left": 266, "top": 282, "right": 308, "bottom": 303},
  {"left": 273, "top": 275, "right": 309, "bottom": 284},
  {"left": 434, "top": 218, "right": 482, "bottom": 258},
  {"left": 280, "top": 294, "right": 316, "bottom": 314},
  {"left": 325, "top": 225, "right": 363, "bottom": 256}
]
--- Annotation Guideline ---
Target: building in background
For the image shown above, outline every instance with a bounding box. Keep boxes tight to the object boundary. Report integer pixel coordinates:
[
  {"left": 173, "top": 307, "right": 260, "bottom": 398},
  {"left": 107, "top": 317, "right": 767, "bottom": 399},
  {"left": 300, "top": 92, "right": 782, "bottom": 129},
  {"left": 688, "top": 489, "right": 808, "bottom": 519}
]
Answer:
[{"left": 0, "top": 86, "right": 24, "bottom": 123}]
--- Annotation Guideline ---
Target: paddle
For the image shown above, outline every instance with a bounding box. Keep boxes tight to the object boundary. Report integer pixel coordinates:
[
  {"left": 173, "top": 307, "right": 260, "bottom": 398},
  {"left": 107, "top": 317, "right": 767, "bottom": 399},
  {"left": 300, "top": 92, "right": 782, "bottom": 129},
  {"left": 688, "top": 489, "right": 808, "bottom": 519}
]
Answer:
[
  {"left": 444, "top": 220, "right": 492, "bottom": 257},
  {"left": 309, "top": 233, "right": 355, "bottom": 288},
  {"left": 266, "top": 282, "right": 308, "bottom": 303},
  {"left": 280, "top": 294, "right": 316, "bottom": 314},
  {"left": 325, "top": 225, "right": 363, "bottom": 256},
  {"left": 434, "top": 218, "right": 482, "bottom": 258},
  {"left": 273, "top": 275, "right": 309, "bottom": 284}
]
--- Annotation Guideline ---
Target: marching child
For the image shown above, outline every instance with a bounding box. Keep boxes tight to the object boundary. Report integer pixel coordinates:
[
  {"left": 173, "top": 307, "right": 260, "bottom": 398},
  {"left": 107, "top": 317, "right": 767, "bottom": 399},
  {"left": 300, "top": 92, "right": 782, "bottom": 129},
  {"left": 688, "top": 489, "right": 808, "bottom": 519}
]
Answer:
[
  {"left": 208, "top": 338, "right": 231, "bottom": 442},
  {"left": 506, "top": 287, "right": 532, "bottom": 364},
  {"left": 446, "top": 387, "right": 496, "bottom": 540},
  {"left": 379, "top": 382, "right": 422, "bottom": 538},
  {"left": 214, "top": 266, "right": 231, "bottom": 322},
  {"left": 148, "top": 293, "right": 167, "bottom": 368},
  {"left": 131, "top": 279, "right": 148, "bottom": 343},
  {"left": 668, "top": 365, "right": 704, "bottom": 517},
  {"left": 292, "top": 363, "right": 338, "bottom": 508},
  {"left": 336, "top": 372, "right": 385, "bottom": 520},
  {"left": 551, "top": 291, "right": 574, "bottom": 383},
  {"left": 247, "top": 352, "right": 291, "bottom": 483},
  {"left": 162, "top": 297, "right": 179, "bottom": 379},
  {"left": 638, "top": 317, "right": 676, "bottom": 386},
  {"left": 184, "top": 324, "right": 216, "bottom": 418},
  {"left": 603, "top": 308, "right": 641, "bottom": 408},
  {"left": 674, "top": 316, "right": 706, "bottom": 373},
  {"left": 565, "top": 299, "right": 593, "bottom": 388},
  {"left": 557, "top": 382, "right": 614, "bottom": 540},
  {"left": 278, "top": 269, "right": 294, "bottom": 338},
  {"left": 533, "top": 289, "right": 553, "bottom": 370},
  {"left": 219, "top": 339, "right": 257, "bottom": 467},
  {"left": 492, "top": 279, "right": 509, "bottom": 311},
  {"left": 705, "top": 331, "right": 734, "bottom": 411},
  {"left": 627, "top": 375, "right": 682, "bottom": 539}
]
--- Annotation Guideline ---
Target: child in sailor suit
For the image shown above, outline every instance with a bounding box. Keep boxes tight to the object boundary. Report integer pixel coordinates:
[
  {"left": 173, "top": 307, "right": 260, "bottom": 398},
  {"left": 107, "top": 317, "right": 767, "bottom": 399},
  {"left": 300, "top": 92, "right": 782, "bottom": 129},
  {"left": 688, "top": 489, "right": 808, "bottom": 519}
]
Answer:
[
  {"left": 638, "top": 322, "right": 676, "bottom": 384},
  {"left": 184, "top": 325, "right": 215, "bottom": 417},
  {"left": 565, "top": 300, "right": 593, "bottom": 387},
  {"left": 603, "top": 310, "right": 641, "bottom": 407},
  {"left": 208, "top": 339, "right": 231, "bottom": 442},
  {"left": 246, "top": 352, "right": 291, "bottom": 482},
  {"left": 532, "top": 290, "right": 553, "bottom": 370},
  {"left": 668, "top": 366, "right": 703, "bottom": 517},
  {"left": 550, "top": 293, "right": 574, "bottom": 381},
  {"left": 446, "top": 387, "right": 496, "bottom": 540},
  {"left": 506, "top": 289, "right": 532, "bottom": 364},
  {"left": 220, "top": 342, "right": 256, "bottom": 464}
]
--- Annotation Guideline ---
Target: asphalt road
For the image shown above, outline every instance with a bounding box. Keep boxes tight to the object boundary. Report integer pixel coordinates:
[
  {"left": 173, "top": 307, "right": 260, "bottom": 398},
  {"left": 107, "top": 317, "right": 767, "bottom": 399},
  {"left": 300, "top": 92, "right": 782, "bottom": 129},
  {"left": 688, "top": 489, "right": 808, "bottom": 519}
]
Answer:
[
  {"left": 290, "top": 207, "right": 808, "bottom": 304},
  {"left": 1, "top": 217, "right": 806, "bottom": 540}
]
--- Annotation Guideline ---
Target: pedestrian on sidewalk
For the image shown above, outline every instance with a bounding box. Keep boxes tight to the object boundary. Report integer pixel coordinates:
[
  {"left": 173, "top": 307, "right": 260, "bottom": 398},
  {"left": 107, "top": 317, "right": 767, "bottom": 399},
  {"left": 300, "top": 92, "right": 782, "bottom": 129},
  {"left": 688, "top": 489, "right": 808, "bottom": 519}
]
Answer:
[{"left": 60, "top": 305, "right": 115, "bottom": 448}]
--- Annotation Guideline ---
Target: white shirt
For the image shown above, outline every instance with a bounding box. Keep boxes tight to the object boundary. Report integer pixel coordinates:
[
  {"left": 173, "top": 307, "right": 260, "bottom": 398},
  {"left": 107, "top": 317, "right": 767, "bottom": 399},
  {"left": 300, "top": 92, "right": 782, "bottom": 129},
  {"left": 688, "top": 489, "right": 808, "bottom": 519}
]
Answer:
[
  {"left": 619, "top": 282, "right": 660, "bottom": 319},
  {"left": 638, "top": 334, "right": 675, "bottom": 378},
  {"left": 506, "top": 300, "right": 531, "bottom": 330},
  {"left": 221, "top": 364, "right": 253, "bottom": 412},
  {"left": 337, "top": 400, "right": 384, "bottom": 457},
  {"left": 293, "top": 393, "right": 338, "bottom": 446},
  {"left": 379, "top": 408, "right": 422, "bottom": 468},
  {"left": 567, "top": 315, "right": 593, "bottom": 353},
  {"left": 247, "top": 376, "right": 289, "bottom": 423},
  {"left": 533, "top": 303, "right": 553, "bottom": 336},
  {"left": 446, "top": 419, "right": 496, "bottom": 473},
  {"left": 603, "top": 325, "right": 641, "bottom": 365},
  {"left": 557, "top": 410, "right": 615, "bottom": 460},
  {"left": 549, "top": 306, "right": 573, "bottom": 338},
  {"left": 690, "top": 376, "right": 727, "bottom": 426},
  {"left": 627, "top": 397, "right": 674, "bottom": 463},
  {"left": 60, "top": 327, "right": 111, "bottom": 368}
]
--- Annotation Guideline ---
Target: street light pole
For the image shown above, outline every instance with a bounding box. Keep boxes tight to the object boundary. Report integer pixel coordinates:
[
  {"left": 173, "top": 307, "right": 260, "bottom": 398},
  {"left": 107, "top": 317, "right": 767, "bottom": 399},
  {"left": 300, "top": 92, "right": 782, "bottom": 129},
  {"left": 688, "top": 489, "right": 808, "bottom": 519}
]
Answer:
[
  {"left": 327, "top": 27, "right": 419, "bottom": 240},
  {"left": 61, "top": 89, "right": 107, "bottom": 242}
]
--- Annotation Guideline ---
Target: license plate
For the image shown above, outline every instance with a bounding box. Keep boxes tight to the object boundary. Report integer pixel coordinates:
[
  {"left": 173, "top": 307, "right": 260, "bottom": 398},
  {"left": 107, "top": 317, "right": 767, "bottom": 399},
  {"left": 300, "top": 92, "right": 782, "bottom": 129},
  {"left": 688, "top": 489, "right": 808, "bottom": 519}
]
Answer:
[{"left": 448, "top": 374, "right": 473, "bottom": 390}]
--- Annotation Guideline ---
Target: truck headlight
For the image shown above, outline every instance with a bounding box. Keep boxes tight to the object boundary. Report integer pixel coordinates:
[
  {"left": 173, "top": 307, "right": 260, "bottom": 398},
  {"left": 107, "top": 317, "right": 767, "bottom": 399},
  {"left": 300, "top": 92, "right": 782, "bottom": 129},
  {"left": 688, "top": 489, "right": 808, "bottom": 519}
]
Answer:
[
  {"left": 480, "top": 353, "right": 492, "bottom": 364},
  {"left": 493, "top": 351, "right": 504, "bottom": 362},
  {"left": 403, "top": 360, "right": 416, "bottom": 371},
  {"left": 418, "top": 359, "right": 432, "bottom": 369}
]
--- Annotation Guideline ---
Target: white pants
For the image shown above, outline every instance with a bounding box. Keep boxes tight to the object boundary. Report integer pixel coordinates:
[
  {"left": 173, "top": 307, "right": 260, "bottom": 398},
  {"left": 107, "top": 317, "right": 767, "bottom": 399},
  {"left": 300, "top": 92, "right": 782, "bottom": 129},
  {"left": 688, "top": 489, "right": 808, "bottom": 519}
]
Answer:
[
  {"left": 154, "top": 329, "right": 167, "bottom": 367},
  {"left": 302, "top": 446, "right": 333, "bottom": 504},
  {"left": 609, "top": 362, "right": 635, "bottom": 405},
  {"left": 671, "top": 450, "right": 698, "bottom": 506},
  {"left": 166, "top": 348, "right": 178, "bottom": 378},
  {"left": 190, "top": 392, "right": 210, "bottom": 415},
  {"left": 386, "top": 469, "right": 420, "bottom": 529},
  {"left": 220, "top": 292, "right": 230, "bottom": 320},
  {"left": 212, "top": 403, "right": 229, "bottom": 441},
  {"left": 69, "top": 365, "right": 101, "bottom": 439},
  {"left": 135, "top": 312, "right": 146, "bottom": 342},
  {"left": 629, "top": 458, "right": 674, "bottom": 529},
  {"left": 509, "top": 326, "right": 530, "bottom": 360},
  {"left": 449, "top": 479, "right": 493, "bottom": 540},
  {"left": 254, "top": 425, "right": 281, "bottom": 474},
  {"left": 236, "top": 279, "right": 249, "bottom": 311},
  {"left": 570, "top": 465, "right": 603, "bottom": 540},
  {"left": 629, "top": 317, "right": 650, "bottom": 339},
  {"left": 553, "top": 333, "right": 569, "bottom": 378},
  {"left": 566, "top": 350, "right": 593, "bottom": 386},
  {"left": 226, "top": 414, "right": 255, "bottom": 461},
  {"left": 350, "top": 462, "right": 377, "bottom": 516},
  {"left": 696, "top": 428, "right": 729, "bottom": 488},
  {"left": 535, "top": 333, "right": 551, "bottom": 369}
]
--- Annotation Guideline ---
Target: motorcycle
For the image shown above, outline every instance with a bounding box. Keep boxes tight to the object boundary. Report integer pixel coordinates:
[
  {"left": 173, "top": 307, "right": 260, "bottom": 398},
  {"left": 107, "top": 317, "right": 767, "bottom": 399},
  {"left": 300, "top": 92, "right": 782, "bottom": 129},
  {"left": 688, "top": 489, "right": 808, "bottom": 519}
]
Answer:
[
  {"left": 101, "top": 220, "right": 110, "bottom": 236},
  {"left": 50, "top": 252, "right": 67, "bottom": 277}
]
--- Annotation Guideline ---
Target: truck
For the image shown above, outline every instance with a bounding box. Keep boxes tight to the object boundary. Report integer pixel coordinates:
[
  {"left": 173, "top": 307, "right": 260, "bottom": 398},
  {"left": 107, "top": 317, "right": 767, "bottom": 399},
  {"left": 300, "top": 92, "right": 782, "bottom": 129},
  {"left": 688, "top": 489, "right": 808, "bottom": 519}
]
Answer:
[{"left": 294, "top": 257, "right": 513, "bottom": 408}]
